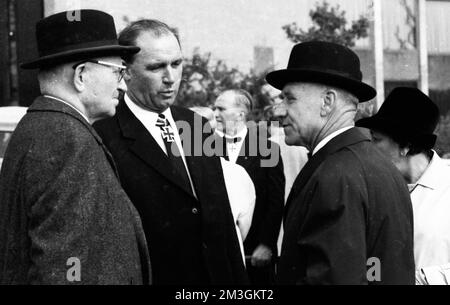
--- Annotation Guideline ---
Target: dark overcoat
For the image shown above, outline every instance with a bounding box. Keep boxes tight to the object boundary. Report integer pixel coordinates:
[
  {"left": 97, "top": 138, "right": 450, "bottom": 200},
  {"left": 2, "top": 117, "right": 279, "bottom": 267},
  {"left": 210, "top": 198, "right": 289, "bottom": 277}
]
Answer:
[
  {"left": 93, "top": 98, "right": 248, "bottom": 285},
  {"left": 0, "top": 97, "right": 151, "bottom": 285},
  {"left": 278, "top": 128, "right": 415, "bottom": 285}
]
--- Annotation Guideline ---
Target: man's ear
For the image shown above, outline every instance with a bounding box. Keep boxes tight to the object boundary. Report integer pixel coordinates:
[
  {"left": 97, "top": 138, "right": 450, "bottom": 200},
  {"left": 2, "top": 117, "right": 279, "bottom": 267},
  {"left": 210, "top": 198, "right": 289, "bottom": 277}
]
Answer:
[
  {"left": 400, "top": 146, "right": 411, "bottom": 157},
  {"left": 238, "top": 110, "right": 246, "bottom": 121},
  {"left": 73, "top": 64, "right": 86, "bottom": 92},
  {"left": 320, "top": 89, "right": 337, "bottom": 116}
]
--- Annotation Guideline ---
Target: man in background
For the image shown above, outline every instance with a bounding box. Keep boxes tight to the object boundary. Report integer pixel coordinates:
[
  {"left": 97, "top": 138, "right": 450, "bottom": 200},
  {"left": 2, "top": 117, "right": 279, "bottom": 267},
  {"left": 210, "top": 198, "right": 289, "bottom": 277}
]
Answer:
[{"left": 213, "top": 89, "right": 285, "bottom": 284}]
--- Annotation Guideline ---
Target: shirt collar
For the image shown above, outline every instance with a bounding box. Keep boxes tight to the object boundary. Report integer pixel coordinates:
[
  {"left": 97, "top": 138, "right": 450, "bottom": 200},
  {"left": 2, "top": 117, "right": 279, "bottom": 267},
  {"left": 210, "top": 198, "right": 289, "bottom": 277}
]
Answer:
[
  {"left": 215, "top": 127, "right": 247, "bottom": 142},
  {"left": 124, "top": 93, "right": 175, "bottom": 126},
  {"left": 43, "top": 95, "right": 90, "bottom": 123},
  {"left": 413, "top": 150, "right": 446, "bottom": 191},
  {"left": 312, "top": 125, "right": 354, "bottom": 156}
]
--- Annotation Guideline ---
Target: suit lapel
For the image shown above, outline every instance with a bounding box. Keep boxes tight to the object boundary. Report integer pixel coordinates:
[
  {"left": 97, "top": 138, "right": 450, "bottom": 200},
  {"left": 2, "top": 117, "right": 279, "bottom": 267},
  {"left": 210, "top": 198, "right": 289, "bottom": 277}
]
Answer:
[
  {"left": 284, "top": 128, "right": 370, "bottom": 218},
  {"left": 117, "top": 99, "right": 196, "bottom": 199},
  {"left": 172, "top": 106, "right": 203, "bottom": 200},
  {"left": 236, "top": 127, "right": 259, "bottom": 168}
]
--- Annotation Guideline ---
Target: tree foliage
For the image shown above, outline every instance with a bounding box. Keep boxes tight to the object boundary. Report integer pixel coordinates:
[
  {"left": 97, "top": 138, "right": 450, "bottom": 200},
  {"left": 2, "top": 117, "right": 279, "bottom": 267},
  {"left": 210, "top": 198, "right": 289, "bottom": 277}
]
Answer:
[
  {"left": 176, "top": 48, "right": 272, "bottom": 121},
  {"left": 282, "top": 1, "right": 369, "bottom": 47}
]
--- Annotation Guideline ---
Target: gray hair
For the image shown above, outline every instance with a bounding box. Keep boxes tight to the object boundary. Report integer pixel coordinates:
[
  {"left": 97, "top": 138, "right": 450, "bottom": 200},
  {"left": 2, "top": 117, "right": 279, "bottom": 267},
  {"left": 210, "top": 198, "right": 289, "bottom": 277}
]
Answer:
[
  {"left": 324, "top": 85, "right": 359, "bottom": 108},
  {"left": 221, "top": 89, "right": 253, "bottom": 114}
]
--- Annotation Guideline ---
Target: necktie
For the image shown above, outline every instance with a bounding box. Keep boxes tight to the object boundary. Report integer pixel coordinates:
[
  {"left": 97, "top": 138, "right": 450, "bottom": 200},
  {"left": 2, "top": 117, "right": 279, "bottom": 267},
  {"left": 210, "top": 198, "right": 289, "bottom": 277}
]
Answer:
[{"left": 156, "top": 114, "right": 193, "bottom": 196}]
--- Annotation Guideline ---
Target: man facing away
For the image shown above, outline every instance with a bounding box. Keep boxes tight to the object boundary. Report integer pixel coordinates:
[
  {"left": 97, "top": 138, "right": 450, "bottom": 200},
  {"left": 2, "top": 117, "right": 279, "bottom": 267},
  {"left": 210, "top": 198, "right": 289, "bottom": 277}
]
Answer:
[
  {"left": 267, "top": 41, "right": 415, "bottom": 284},
  {"left": 94, "top": 19, "right": 248, "bottom": 285},
  {"left": 0, "top": 10, "right": 151, "bottom": 284}
]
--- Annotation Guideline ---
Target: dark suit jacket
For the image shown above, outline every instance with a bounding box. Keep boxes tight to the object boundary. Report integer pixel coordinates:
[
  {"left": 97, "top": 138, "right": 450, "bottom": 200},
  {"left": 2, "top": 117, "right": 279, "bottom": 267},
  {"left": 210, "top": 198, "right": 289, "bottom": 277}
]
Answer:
[
  {"left": 278, "top": 128, "right": 415, "bottom": 285},
  {"left": 93, "top": 98, "right": 248, "bottom": 285},
  {"left": 229, "top": 127, "right": 285, "bottom": 256},
  {"left": 0, "top": 97, "right": 151, "bottom": 285}
]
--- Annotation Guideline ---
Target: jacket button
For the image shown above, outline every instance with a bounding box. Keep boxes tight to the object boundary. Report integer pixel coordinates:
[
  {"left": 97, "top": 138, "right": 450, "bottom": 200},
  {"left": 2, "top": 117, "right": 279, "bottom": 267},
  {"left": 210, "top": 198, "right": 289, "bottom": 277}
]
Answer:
[{"left": 192, "top": 207, "right": 198, "bottom": 214}]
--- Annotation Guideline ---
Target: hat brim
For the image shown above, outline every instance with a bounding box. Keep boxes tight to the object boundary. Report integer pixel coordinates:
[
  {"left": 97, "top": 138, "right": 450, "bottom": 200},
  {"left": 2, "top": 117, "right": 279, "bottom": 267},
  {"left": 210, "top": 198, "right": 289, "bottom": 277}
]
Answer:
[
  {"left": 356, "top": 115, "right": 437, "bottom": 148},
  {"left": 21, "top": 45, "right": 140, "bottom": 69},
  {"left": 356, "top": 115, "right": 402, "bottom": 135},
  {"left": 265, "top": 69, "right": 376, "bottom": 102}
]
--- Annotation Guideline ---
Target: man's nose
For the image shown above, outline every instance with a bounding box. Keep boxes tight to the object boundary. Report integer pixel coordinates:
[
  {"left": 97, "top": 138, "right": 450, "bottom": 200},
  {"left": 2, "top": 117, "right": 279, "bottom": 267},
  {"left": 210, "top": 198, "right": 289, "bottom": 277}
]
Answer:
[
  {"left": 272, "top": 103, "right": 287, "bottom": 121},
  {"left": 117, "top": 78, "right": 127, "bottom": 92},
  {"left": 163, "top": 67, "right": 175, "bottom": 84}
]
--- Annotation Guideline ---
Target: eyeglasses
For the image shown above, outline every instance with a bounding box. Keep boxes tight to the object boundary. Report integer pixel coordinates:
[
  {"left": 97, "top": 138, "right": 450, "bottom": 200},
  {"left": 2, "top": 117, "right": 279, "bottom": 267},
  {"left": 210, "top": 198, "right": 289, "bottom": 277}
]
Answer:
[{"left": 72, "top": 60, "right": 126, "bottom": 82}]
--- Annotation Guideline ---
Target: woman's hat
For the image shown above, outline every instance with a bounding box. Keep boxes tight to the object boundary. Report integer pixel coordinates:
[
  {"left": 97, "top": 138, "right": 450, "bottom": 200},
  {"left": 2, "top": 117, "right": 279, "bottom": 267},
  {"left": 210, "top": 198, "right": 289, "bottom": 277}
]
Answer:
[
  {"left": 265, "top": 41, "right": 376, "bottom": 102},
  {"left": 356, "top": 87, "right": 440, "bottom": 149},
  {"left": 21, "top": 9, "right": 140, "bottom": 69}
]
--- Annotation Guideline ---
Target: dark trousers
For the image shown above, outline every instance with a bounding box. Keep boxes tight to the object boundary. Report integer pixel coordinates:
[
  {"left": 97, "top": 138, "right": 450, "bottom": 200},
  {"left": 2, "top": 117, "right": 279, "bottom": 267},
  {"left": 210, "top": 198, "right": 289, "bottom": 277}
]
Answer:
[{"left": 246, "top": 260, "right": 276, "bottom": 285}]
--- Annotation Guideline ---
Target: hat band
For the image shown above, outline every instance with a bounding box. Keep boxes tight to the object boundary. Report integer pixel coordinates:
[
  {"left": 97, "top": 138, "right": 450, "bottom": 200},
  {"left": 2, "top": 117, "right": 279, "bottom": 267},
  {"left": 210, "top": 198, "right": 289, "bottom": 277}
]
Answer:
[
  {"left": 288, "top": 65, "right": 362, "bottom": 82},
  {"left": 39, "top": 39, "right": 119, "bottom": 57}
]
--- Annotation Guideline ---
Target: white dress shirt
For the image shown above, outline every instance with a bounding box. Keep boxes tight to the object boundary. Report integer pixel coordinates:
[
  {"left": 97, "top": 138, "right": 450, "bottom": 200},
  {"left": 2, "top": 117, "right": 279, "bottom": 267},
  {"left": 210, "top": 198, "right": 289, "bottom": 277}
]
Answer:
[
  {"left": 215, "top": 128, "right": 248, "bottom": 163},
  {"left": 312, "top": 125, "right": 354, "bottom": 156},
  {"left": 220, "top": 157, "right": 256, "bottom": 266},
  {"left": 125, "top": 94, "right": 196, "bottom": 197},
  {"left": 410, "top": 151, "right": 450, "bottom": 284}
]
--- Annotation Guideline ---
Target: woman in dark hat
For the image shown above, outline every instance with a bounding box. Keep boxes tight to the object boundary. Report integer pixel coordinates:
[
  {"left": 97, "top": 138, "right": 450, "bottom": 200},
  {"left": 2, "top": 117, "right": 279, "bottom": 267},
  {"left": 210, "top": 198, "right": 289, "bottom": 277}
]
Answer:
[{"left": 356, "top": 87, "right": 450, "bottom": 285}]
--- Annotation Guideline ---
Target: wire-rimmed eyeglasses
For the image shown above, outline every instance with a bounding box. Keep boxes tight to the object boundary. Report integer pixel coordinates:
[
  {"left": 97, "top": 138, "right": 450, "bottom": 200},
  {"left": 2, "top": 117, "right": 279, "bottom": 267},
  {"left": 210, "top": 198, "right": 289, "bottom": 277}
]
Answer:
[{"left": 72, "top": 60, "right": 126, "bottom": 82}]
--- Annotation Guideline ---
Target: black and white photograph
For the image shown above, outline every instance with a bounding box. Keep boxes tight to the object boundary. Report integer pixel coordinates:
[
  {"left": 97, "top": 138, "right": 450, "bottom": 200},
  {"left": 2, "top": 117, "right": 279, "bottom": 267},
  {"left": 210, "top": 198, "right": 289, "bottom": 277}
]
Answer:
[{"left": 0, "top": 0, "right": 449, "bottom": 297}]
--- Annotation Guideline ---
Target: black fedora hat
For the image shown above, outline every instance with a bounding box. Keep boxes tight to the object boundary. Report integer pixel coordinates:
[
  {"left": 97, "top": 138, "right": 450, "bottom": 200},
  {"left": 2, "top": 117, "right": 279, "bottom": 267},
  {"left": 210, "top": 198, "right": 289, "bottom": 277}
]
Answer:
[
  {"left": 356, "top": 87, "right": 440, "bottom": 149},
  {"left": 265, "top": 41, "right": 376, "bottom": 102},
  {"left": 21, "top": 9, "right": 140, "bottom": 69}
]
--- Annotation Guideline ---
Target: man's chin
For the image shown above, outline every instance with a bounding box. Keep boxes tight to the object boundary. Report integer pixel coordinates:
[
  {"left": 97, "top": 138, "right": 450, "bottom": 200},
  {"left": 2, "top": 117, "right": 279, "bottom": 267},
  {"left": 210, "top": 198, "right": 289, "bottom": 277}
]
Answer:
[{"left": 284, "top": 134, "right": 303, "bottom": 147}]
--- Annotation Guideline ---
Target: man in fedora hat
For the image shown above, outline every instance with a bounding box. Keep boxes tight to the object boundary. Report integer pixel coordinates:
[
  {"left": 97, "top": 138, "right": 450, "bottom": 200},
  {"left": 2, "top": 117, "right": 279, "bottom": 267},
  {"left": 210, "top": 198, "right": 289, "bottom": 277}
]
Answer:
[
  {"left": 267, "top": 41, "right": 415, "bottom": 284},
  {"left": 0, "top": 10, "right": 151, "bottom": 284},
  {"left": 356, "top": 87, "right": 450, "bottom": 285}
]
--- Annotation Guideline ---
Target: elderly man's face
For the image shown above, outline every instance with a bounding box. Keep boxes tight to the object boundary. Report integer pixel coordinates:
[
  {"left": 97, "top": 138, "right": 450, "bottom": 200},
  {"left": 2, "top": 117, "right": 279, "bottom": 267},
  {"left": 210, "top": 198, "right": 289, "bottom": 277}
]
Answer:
[
  {"left": 274, "top": 83, "right": 323, "bottom": 147},
  {"left": 125, "top": 32, "right": 183, "bottom": 113},
  {"left": 213, "top": 91, "right": 244, "bottom": 135},
  {"left": 82, "top": 56, "right": 126, "bottom": 122}
]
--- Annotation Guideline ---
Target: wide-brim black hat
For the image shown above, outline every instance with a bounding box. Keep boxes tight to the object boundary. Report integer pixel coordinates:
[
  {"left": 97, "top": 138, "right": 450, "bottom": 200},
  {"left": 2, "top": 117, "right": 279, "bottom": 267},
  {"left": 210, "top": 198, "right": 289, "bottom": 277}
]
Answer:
[
  {"left": 356, "top": 87, "right": 439, "bottom": 149},
  {"left": 21, "top": 9, "right": 140, "bottom": 69},
  {"left": 266, "top": 41, "right": 376, "bottom": 102}
]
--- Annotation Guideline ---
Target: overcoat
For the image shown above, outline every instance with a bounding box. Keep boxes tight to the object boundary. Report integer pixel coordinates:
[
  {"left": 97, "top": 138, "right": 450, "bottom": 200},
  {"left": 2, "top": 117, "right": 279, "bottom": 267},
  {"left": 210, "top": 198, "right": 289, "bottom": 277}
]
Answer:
[
  {"left": 0, "top": 97, "right": 151, "bottom": 285},
  {"left": 94, "top": 98, "right": 248, "bottom": 285},
  {"left": 277, "top": 128, "right": 415, "bottom": 285}
]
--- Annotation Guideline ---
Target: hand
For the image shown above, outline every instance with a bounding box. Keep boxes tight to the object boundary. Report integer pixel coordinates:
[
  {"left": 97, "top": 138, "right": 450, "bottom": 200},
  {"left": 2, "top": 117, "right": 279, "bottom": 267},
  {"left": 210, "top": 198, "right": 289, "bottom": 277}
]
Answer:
[{"left": 250, "top": 244, "right": 273, "bottom": 267}]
